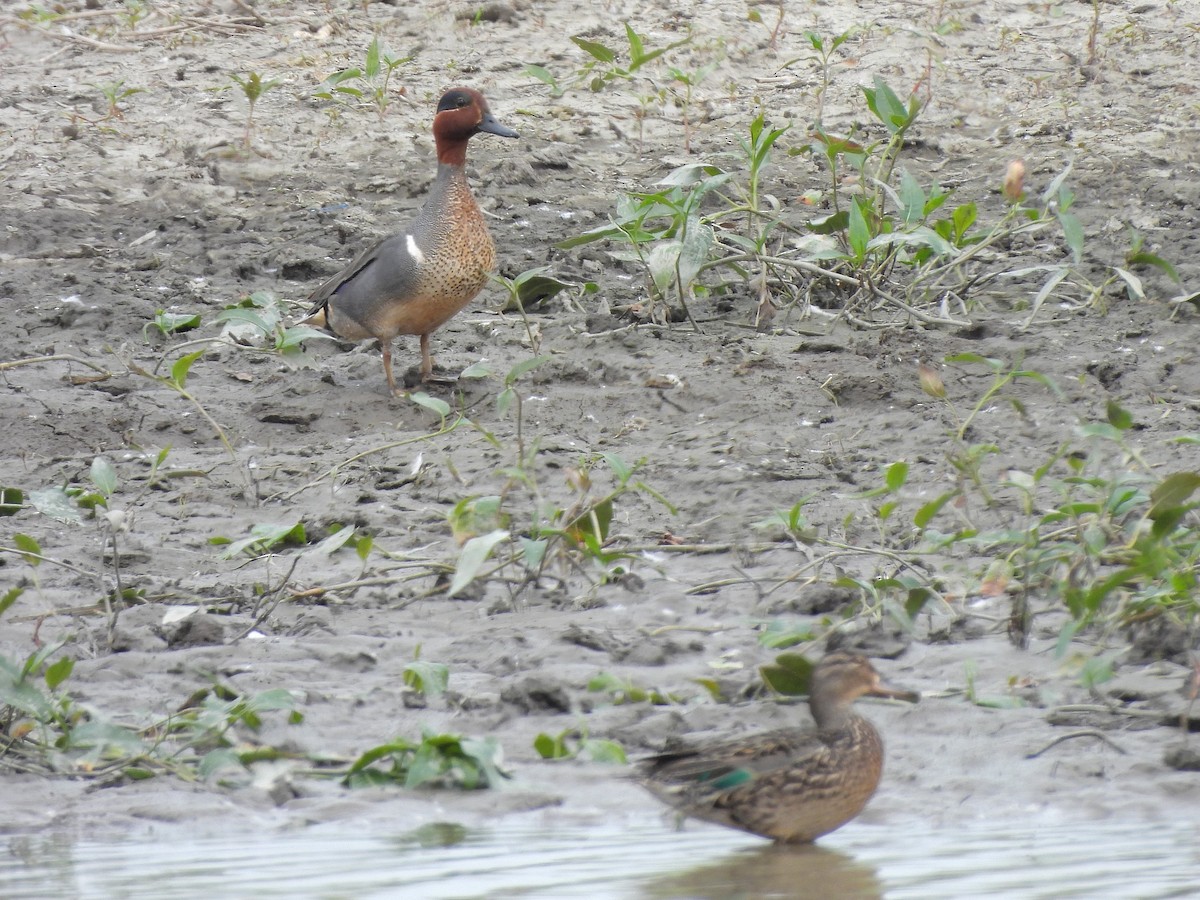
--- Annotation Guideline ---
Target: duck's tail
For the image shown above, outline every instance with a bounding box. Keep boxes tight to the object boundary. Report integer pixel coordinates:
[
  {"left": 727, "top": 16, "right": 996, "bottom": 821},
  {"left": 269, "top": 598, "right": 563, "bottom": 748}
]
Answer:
[{"left": 298, "top": 302, "right": 328, "bottom": 329}]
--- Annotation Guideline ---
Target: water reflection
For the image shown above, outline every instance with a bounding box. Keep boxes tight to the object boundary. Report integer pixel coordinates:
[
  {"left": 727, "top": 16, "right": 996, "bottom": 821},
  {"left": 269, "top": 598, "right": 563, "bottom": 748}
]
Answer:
[
  {"left": 2, "top": 817, "right": 1199, "bottom": 898},
  {"left": 640, "top": 841, "right": 882, "bottom": 900}
]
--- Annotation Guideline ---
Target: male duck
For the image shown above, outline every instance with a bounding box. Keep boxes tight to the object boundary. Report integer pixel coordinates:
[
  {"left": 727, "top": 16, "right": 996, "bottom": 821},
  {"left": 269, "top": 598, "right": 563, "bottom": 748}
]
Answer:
[
  {"left": 301, "top": 87, "right": 518, "bottom": 394},
  {"left": 638, "top": 652, "right": 918, "bottom": 843}
]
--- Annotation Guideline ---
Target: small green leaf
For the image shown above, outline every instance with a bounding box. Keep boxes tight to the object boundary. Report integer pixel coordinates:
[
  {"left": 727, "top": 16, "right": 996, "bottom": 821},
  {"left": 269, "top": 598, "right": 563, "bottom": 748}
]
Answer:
[
  {"left": 459, "top": 360, "right": 494, "bottom": 379},
  {"left": 759, "top": 664, "right": 806, "bottom": 696},
  {"left": 213, "top": 307, "right": 272, "bottom": 335},
  {"left": 581, "top": 738, "right": 627, "bottom": 764},
  {"left": 904, "top": 586, "right": 933, "bottom": 620},
  {"left": 0, "top": 487, "right": 25, "bottom": 516},
  {"left": 1105, "top": 400, "right": 1133, "bottom": 431},
  {"left": 914, "top": 490, "right": 957, "bottom": 529},
  {"left": 44, "top": 656, "right": 74, "bottom": 690},
  {"left": 90, "top": 457, "right": 118, "bottom": 497},
  {"left": 505, "top": 354, "right": 554, "bottom": 386},
  {"left": 951, "top": 202, "right": 977, "bottom": 241},
  {"left": 759, "top": 652, "right": 814, "bottom": 696},
  {"left": 847, "top": 198, "right": 870, "bottom": 261},
  {"left": 1057, "top": 210, "right": 1084, "bottom": 263},
  {"left": 498, "top": 382, "right": 517, "bottom": 412},
  {"left": 355, "top": 534, "right": 374, "bottom": 563},
  {"left": 1150, "top": 472, "right": 1200, "bottom": 510},
  {"left": 1111, "top": 267, "right": 1145, "bottom": 301},
  {"left": 1126, "top": 250, "right": 1180, "bottom": 283},
  {"left": 1148, "top": 472, "right": 1200, "bottom": 537},
  {"left": 13, "top": 533, "right": 42, "bottom": 565},
  {"left": 602, "top": 452, "right": 634, "bottom": 484},
  {"left": 898, "top": 170, "right": 926, "bottom": 226},
  {"left": 158, "top": 311, "right": 201, "bottom": 333},
  {"left": 29, "top": 487, "right": 83, "bottom": 524},
  {"left": 565, "top": 498, "right": 613, "bottom": 545},
  {"left": 215, "top": 521, "right": 308, "bottom": 559},
  {"left": 570, "top": 36, "right": 616, "bottom": 63},
  {"left": 525, "top": 65, "right": 558, "bottom": 88},
  {"left": 309, "top": 526, "right": 357, "bottom": 556},
  {"left": 520, "top": 537, "right": 547, "bottom": 571},
  {"left": 404, "top": 660, "right": 450, "bottom": 697},
  {"left": 409, "top": 392, "right": 451, "bottom": 419},
  {"left": 0, "top": 585, "right": 24, "bottom": 617},
  {"left": 449, "top": 530, "right": 510, "bottom": 596},
  {"left": 277, "top": 326, "right": 335, "bottom": 350},
  {"left": 170, "top": 350, "right": 206, "bottom": 389},
  {"left": 199, "top": 748, "right": 245, "bottom": 780},
  {"left": 365, "top": 37, "right": 381, "bottom": 78},
  {"left": 534, "top": 732, "right": 565, "bottom": 759}
]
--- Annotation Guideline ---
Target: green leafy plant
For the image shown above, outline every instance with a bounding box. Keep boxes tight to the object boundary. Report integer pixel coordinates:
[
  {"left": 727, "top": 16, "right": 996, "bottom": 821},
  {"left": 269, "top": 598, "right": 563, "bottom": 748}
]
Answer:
[
  {"left": 143, "top": 309, "right": 202, "bottom": 340},
  {"left": 568, "top": 23, "right": 691, "bottom": 93},
  {"left": 92, "top": 79, "right": 143, "bottom": 120},
  {"left": 1, "top": 653, "right": 302, "bottom": 783},
  {"left": 315, "top": 37, "right": 412, "bottom": 118},
  {"left": 446, "top": 449, "right": 672, "bottom": 600},
  {"left": 746, "top": 0, "right": 787, "bottom": 50},
  {"left": 666, "top": 61, "right": 718, "bottom": 152},
  {"left": 759, "top": 651, "right": 814, "bottom": 696},
  {"left": 534, "top": 727, "right": 627, "bottom": 763},
  {"left": 490, "top": 266, "right": 575, "bottom": 355},
  {"left": 228, "top": 71, "right": 281, "bottom": 149},
  {"left": 342, "top": 730, "right": 507, "bottom": 789},
  {"left": 437, "top": 357, "right": 674, "bottom": 603},
  {"left": 757, "top": 619, "right": 817, "bottom": 650},
  {"left": 210, "top": 521, "right": 309, "bottom": 559},
  {"left": 906, "top": 370, "right": 1200, "bottom": 642},
  {"left": 214, "top": 290, "right": 331, "bottom": 355},
  {"left": 403, "top": 647, "right": 449, "bottom": 698},
  {"left": 586, "top": 672, "right": 680, "bottom": 706},
  {"left": 781, "top": 29, "right": 860, "bottom": 123},
  {"left": 564, "top": 51, "right": 1150, "bottom": 334}
]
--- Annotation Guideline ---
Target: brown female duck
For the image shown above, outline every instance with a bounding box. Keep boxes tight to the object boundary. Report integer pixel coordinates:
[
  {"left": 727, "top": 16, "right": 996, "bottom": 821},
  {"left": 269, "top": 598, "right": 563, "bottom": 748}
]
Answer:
[{"left": 638, "top": 652, "right": 918, "bottom": 843}]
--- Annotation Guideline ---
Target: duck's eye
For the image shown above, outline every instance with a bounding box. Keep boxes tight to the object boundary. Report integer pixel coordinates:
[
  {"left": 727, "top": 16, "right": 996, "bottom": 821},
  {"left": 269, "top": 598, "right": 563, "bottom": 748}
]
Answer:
[{"left": 457, "top": 96, "right": 469, "bottom": 108}]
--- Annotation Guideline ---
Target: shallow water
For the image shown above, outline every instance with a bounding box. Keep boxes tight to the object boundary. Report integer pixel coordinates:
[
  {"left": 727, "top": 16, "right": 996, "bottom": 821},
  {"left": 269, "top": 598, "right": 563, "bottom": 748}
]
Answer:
[{"left": 3, "top": 817, "right": 1198, "bottom": 899}]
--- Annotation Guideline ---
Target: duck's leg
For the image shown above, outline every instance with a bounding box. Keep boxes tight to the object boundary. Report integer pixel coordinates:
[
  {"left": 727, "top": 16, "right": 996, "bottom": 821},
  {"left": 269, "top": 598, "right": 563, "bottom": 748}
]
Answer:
[
  {"left": 419, "top": 332, "right": 434, "bottom": 382},
  {"left": 381, "top": 340, "right": 399, "bottom": 396}
]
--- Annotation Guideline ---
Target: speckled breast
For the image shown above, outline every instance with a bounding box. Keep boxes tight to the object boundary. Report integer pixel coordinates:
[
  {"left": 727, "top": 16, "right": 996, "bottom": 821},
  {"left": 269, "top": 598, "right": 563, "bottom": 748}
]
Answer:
[{"left": 403, "top": 191, "right": 496, "bottom": 335}]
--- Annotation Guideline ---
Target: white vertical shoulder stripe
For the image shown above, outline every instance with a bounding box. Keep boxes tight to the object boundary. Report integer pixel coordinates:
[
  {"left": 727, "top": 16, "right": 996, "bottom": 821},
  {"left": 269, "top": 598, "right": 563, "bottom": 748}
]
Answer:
[{"left": 405, "top": 234, "right": 426, "bottom": 265}]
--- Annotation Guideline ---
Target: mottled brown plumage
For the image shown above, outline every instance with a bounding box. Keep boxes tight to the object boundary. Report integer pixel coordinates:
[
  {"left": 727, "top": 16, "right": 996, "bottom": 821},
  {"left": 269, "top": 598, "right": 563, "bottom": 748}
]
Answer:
[
  {"left": 638, "top": 652, "right": 918, "bottom": 843},
  {"left": 301, "top": 87, "right": 517, "bottom": 394}
]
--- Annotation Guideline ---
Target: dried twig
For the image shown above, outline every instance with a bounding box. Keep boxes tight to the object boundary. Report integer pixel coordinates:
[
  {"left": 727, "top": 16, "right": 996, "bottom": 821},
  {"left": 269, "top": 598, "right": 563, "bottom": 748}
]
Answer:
[{"left": 1026, "top": 729, "right": 1128, "bottom": 759}]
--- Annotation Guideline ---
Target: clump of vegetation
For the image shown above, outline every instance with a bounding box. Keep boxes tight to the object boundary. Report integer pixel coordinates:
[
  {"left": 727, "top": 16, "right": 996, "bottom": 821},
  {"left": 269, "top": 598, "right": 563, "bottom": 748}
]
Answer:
[
  {"left": 587, "top": 672, "right": 680, "bottom": 706},
  {"left": 563, "top": 26, "right": 1178, "bottom": 331},
  {"left": 439, "top": 357, "right": 675, "bottom": 607},
  {"left": 228, "top": 71, "right": 282, "bottom": 149},
  {"left": 0, "top": 643, "right": 508, "bottom": 793},
  {"left": 526, "top": 22, "right": 691, "bottom": 96},
  {"left": 92, "top": 79, "right": 143, "bottom": 121},
  {"left": 749, "top": 353, "right": 1200, "bottom": 657},
  {"left": 534, "top": 727, "right": 627, "bottom": 763},
  {"left": 342, "top": 730, "right": 507, "bottom": 789},
  {"left": 315, "top": 36, "right": 413, "bottom": 118},
  {"left": 526, "top": 22, "right": 707, "bottom": 154},
  {"left": 0, "top": 647, "right": 301, "bottom": 784}
]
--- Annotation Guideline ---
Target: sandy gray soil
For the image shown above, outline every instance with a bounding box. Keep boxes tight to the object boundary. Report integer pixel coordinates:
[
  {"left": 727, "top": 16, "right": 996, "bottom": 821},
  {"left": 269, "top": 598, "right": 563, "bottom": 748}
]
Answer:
[{"left": 3, "top": 0, "right": 1200, "bottom": 851}]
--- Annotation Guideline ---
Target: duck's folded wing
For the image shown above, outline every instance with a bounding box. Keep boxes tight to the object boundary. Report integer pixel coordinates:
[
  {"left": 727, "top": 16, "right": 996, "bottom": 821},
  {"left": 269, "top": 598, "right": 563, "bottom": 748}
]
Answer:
[{"left": 305, "top": 234, "right": 393, "bottom": 314}]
